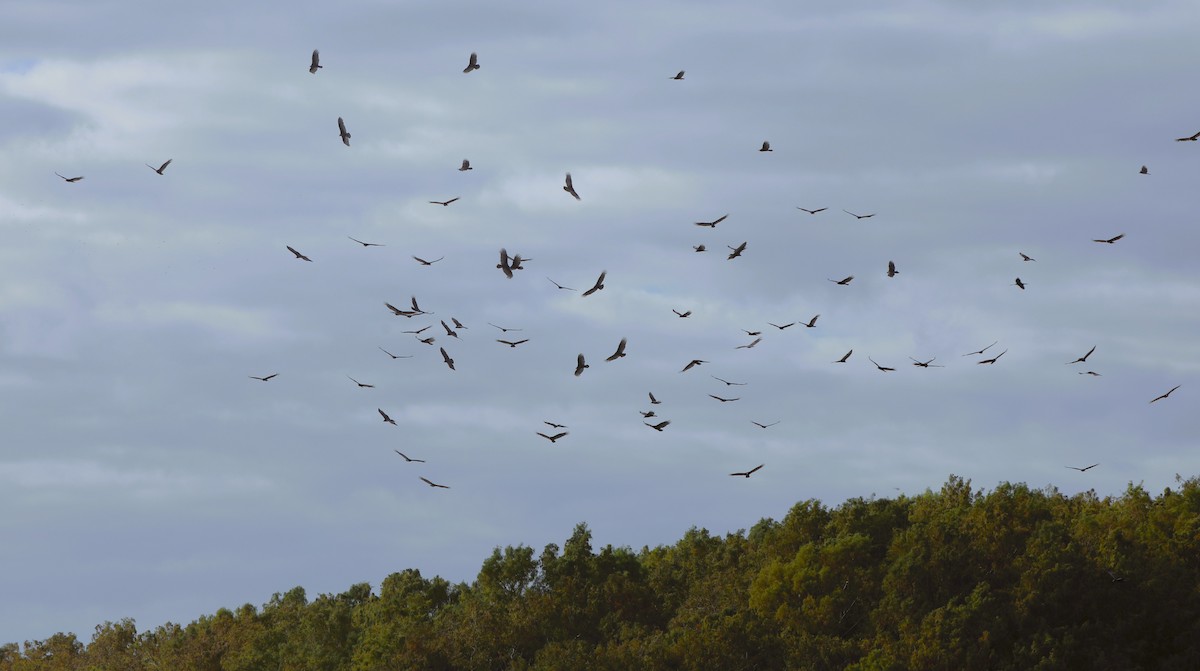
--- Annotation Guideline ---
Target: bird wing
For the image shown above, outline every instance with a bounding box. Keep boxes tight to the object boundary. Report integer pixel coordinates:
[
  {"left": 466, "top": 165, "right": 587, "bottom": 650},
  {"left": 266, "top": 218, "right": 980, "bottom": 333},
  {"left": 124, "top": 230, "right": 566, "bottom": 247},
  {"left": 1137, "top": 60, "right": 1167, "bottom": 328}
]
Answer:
[{"left": 748, "top": 464, "right": 764, "bottom": 475}]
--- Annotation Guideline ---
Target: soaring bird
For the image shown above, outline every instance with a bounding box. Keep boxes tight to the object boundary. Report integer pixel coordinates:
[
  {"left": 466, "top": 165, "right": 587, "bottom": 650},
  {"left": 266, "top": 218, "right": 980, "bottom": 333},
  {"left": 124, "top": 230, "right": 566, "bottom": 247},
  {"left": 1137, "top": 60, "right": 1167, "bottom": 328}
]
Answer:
[
  {"left": 843, "top": 210, "right": 875, "bottom": 219},
  {"left": 759, "top": 141, "right": 772, "bottom": 152},
  {"left": 458, "top": 159, "right": 472, "bottom": 171},
  {"left": 286, "top": 246, "right": 312, "bottom": 262},
  {"left": 440, "top": 320, "right": 458, "bottom": 338},
  {"left": 680, "top": 359, "right": 708, "bottom": 372},
  {"left": 711, "top": 375, "right": 746, "bottom": 386},
  {"left": 671, "top": 70, "right": 685, "bottom": 80},
  {"left": 393, "top": 450, "right": 425, "bottom": 463},
  {"left": 439, "top": 347, "right": 455, "bottom": 370},
  {"left": 249, "top": 373, "right": 278, "bottom": 382},
  {"left": 833, "top": 349, "right": 853, "bottom": 363},
  {"left": 416, "top": 336, "right": 436, "bottom": 345},
  {"left": 693, "top": 245, "right": 706, "bottom": 252},
  {"left": 695, "top": 214, "right": 727, "bottom": 228},
  {"left": 337, "top": 118, "right": 351, "bottom": 146},
  {"left": 574, "top": 354, "right": 588, "bottom": 377},
  {"left": 1014, "top": 278, "right": 1026, "bottom": 290},
  {"left": 1019, "top": 252, "right": 1036, "bottom": 262},
  {"left": 463, "top": 52, "right": 480, "bottom": 73},
  {"left": 378, "top": 347, "right": 412, "bottom": 359},
  {"left": 403, "top": 326, "right": 431, "bottom": 335},
  {"left": 346, "top": 375, "right": 374, "bottom": 388},
  {"left": 797, "top": 207, "right": 827, "bottom": 214},
  {"left": 146, "top": 159, "right": 172, "bottom": 175},
  {"left": 743, "top": 329, "right": 763, "bottom": 336},
  {"left": 413, "top": 255, "right": 443, "bottom": 265},
  {"left": 709, "top": 394, "right": 740, "bottom": 402},
  {"left": 868, "top": 357, "right": 895, "bottom": 372},
  {"left": 1139, "top": 165, "right": 1149, "bottom": 174},
  {"left": 409, "top": 296, "right": 429, "bottom": 315},
  {"left": 648, "top": 392, "right": 662, "bottom": 405},
  {"left": 348, "top": 236, "right": 385, "bottom": 247},
  {"left": 378, "top": 409, "right": 397, "bottom": 425},
  {"left": 645, "top": 420, "right": 671, "bottom": 431},
  {"left": 489, "top": 323, "right": 522, "bottom": 333},
  {"left": 537, "top": 431, "right": 568, "bottom": 443},
  {"left": 452, "top": 319, "right": 468, "bottom": 332},
  {"left": 563, "top": 172, "right": 581, "bottom": 200},
  {"left": 384, "top": 302, "right": 415, "bottom": 317},
  {"left": 54, "top": 172, "right": 84, "bottom": 182},
  {"left": 727, "top": 242, "right": 747, "bottom": 260},
  {"left": 802, "top": 315, "right": 819, "bottom": 328},
  {"left": 605, "top": 338, "right": 628, "bottom": 362},
  {"left": 546, "top": 277, "right": 574, "bottom": 291},
  {"left": 963, "top": 341, "right": 997, "bottom": 356},
  {"left": 730, "top": 464, "right": 764, "bottom": 478},
  {"left": 429, "top": 197, "right": 460, "bottom": 206},
  {"left": 497, "top": 248, "right": 514, "bottom": 278},
  {"left": 1093, "top": 234, "right": 1125, "bottom": 244},
  {"left": 1067, "top": 346, "right": 1096, "bottom": 365},
  {"left": 769, "top": 322, "right": 794, "bottom": 330},
  {"left": 752, "top": 421, "right": 780, "bottom": 429},
  {"left": 309, "top": 50, "right": 322, "bottom": 73},
  {"left": 640, "top": 410, "right": 657, "bottom": 418},
  {"left": 581, "top": 271, "right": 606, "bottom": 297},
  {"left": 1149, "top": 385, "right": 1181, "bottom": 403},
  {"left": 736, "top": 337, "right": 763, "bottom": 350},
  {"left": 1066, "top": 464, "right": 1099, "bottom": 472},
  {"left": 977, "top": 349, "right": 1008, "bottom": 365},
  {"left": 828, "top": 276, "right": 854, "bottom": 285},
  {"left": 1176, "top": 131, "right": 1200, "bottom": 142},
  {"left": 544, "top": 421, "right": 567, "bottom": 429},
  {"left": 909, "top": 357, "right": 943, "bottom": 368},
  {"left": 887, "top": 261, "right": 898, "bottom": 278},
  {"left": 419, "top": 476, "right": 450, "bottom": 489},
  {"left": 509, "top": 253, "right": 531, "bottom": 270},
  {"left": 497, "top": 339, "right": 528, "bottom": 348},
  {"left": 1079, "top": 371, "right": 1101, "bottom": 376},
  {"left": 673, "top": 309, "right": 692, "bottom": 318}
]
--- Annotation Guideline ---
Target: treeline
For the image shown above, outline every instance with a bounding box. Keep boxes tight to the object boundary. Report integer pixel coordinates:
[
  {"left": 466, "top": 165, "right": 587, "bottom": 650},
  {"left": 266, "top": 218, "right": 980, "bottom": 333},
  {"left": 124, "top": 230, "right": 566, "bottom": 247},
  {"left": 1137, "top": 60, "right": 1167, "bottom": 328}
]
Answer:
[{"left": 5, "top": 475, "right": 1200, "bottom": 670}]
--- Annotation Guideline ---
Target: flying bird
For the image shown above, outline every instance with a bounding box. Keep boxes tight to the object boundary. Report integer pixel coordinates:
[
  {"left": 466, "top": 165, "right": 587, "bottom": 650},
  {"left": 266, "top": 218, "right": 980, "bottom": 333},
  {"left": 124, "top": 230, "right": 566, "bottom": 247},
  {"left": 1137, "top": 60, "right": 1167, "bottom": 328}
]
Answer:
[
  {"left": 1149, "top": 385, "right": 1181, "bottom": 403},
  {"left": 574, "top": 354, "right": 588, "bottom": 377},
  {"left": 711, "top": 375, "right": 747, "bottom": 386},
  {"left": 509, "top": 253, "right": 531, "bottom": 270},
  {"left": 409, "top": 296, "right": 429, "bottom": 314},
  {"left": 489, "top": 323, "right": 522, "bottom": 333},
  {"left": 309, "top": 50, "right": 322, "bottom": 73},
  {"left": 963, "top": 341, "right": 998, "bottom": 356},
  {"left": 378, "top": 347, "right": 412, "bottom": 360},
  {"left": 337, "top": 118, "right": 351, "bottom": 146},
  {"left": 346, "top": 376, "right": 374, "bottom": 388},
  {"left": 887, "top": 261, "right": 898, "bottom": 278},
  {"left": 645, "top": 420, "right": 671, "bottom": 431},
  {"left": 1093, "top": 234, "right": 1124, "bottom": 244},
  {"left": 1014, "top": 278, "right": 1026, "bottom": 290},
  {"left": 393, "top": 450, "right": 425, "bottom": 463},
  {"left": 1065, "top": 464, "right": 1099, "bottom": 472},
  {"left": 248, "top": 373, "right": 278, "bottom": 382},
  {"left": 680, "top": 359, "right": 708, "bottom": 372},
  {"left": 605, "top": 338, "right": 628, "bottom": 362},
  {"left": 1079, "top": 371, "right": 1102, "bottom": 376},
  {"left": 1067, "top": 346, "right": 1096, "bottom": 365},
  {"left": 348, "top": 236, "right": 385, "bottom": 247},
  {"left": 378, "top": 409, "right": 397, "bottom": 425},
  {"left": 497, "top": 249, "right": 514, "bottom": 279},
  {"left": 695, "top": 214, "right": 728, "bottom": 228},
  {"left": 769, "top": 322, "right": 794, "bottom": 330},
  {"left": 797, "top": 207, "right": 827, "bottom": 214},
  {"left": 730, "top": 464, "right": 764, "bottom": 478},
  {"left": 868, "top": 357, "right": 895, "bottom": 372},
  {"left": 759, "top": 141, "right": 772, "bottom": 152},
  {"left": 463, "top": 52, "right": 480, "bottom": 73},
  {"left": 419, "top": 477, "right": 450, "bottom": 489},
  {"left": 146, "top": 159, "right": 172, "bottom": 175},
  {"left": 1175, "top": 131, "right": 1200, "bottom": 142},
  {"left": 547, "top": 277, "right": 575, "bottom": 291},
  {"left": 673, "top": 309, "right": 692, "bottom": 318},
  {"left": 536, "top": 431, "right": 568, "bottom": 443},
  {"left": 439, "top": 347, "right": 455, "bottom": 370},
  {"left": 496, "top": 339, "right": 528, "bottom": 348},
  {"left": 802, "top": 315, "right": 819, "bottom": 328},
  {"left": 1139, "top": 165, "right": 1149, "bottom": 174},
  {"left": 54, "top": 172, "right": 84, "bottom": 182},
  {"left": 286, "top": 246, "right": 312, "bottom": 262},
  {"left": 403, "top": 326, "right": 431, "bottom": 335},
  {"left": 563, "top": 172, "right": 581, "bottom": 200},
  {"left": 581, "top": 271, "right": 606, "bottom": 297},
  {"left": 671, "top": 70, "right": 685, "bottom": 80},
  {"left": 709, "top": 394, "right": 740, "bottom": 402},
  {"left": 1019, "top": 252, "right": 1036, "bottom": 262},
  {"left": 693, "top": 245, "right": 706, "bottom": 252},
  {"left": 429, "top": 197, "right": 460, "bottom": 206},
  {"left": 440, "top": 321, "right": 459, "bottom": 338},
  {"left": 828, "top": 276, "right": 854, "bottom": 285},
  {"left": 458, "top": 159, "right": 473, "bottom": 171},
  {"left": 736, "top": 337, "right": 763, "bottom": 350},
  {"left": 843, "top": 210, "right": 875, "bottom": 219},
  {"left": 833, "top": 349, "right": 853, "bottom": 363},
  {"left": 385, "top": 303, "right": 415, "bottom": 317},
  {"left": 909, "top": 357, "right": 943, "bottom": 368},
  {"left": 416, "top": 336, "right": 436, "bottom": 345},
  {"left": 743, "top": 329, "right": 763, "bottom": 336},
  {"left": 977, "top": 349, "right": 1008, "bottom": 365},
  {"left": 751, "top": 421, "right": 780, "bottom": 429},
  {"left": 413, "top": 255, "right": 444, "bottom": 265},
  {"left": 727, "top": 242, "right": 747, "bottom": 260},
  {"left": 648, "top": 392, "right": 662, "bottom": 405},
  {"left": 544, "top": 421, "right": 567, "bottom": 429}
]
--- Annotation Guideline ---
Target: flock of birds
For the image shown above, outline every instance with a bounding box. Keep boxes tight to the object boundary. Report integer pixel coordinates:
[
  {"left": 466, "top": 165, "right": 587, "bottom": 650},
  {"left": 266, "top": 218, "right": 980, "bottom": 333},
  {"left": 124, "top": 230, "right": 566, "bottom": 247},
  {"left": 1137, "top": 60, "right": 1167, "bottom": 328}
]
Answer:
[{"left": 47, "top": 49, "right": 1198, "bottom": 490}]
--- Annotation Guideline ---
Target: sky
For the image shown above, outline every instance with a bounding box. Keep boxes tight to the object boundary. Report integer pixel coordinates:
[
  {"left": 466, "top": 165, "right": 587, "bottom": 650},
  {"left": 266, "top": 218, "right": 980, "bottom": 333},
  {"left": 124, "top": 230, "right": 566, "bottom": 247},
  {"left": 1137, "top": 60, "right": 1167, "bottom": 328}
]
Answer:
[{"left": 2, "top": 0, "right": 1199, "bottom": 644}]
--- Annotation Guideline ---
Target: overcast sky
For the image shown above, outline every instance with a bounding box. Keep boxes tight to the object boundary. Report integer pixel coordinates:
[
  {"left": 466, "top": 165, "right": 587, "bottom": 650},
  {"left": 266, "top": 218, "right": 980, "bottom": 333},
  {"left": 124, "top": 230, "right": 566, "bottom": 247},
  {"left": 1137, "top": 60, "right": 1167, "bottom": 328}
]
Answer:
[{"left": 2, "top": 0, "right": 1198, "bottom": 643}]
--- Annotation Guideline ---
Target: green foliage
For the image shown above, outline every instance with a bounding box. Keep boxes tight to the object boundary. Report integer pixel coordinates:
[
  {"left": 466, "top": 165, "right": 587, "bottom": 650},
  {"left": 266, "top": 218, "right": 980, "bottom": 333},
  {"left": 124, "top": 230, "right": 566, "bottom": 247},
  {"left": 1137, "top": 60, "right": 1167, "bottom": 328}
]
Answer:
[{"left": 7, "top": 476, "right": 1200, "bottom": 670}]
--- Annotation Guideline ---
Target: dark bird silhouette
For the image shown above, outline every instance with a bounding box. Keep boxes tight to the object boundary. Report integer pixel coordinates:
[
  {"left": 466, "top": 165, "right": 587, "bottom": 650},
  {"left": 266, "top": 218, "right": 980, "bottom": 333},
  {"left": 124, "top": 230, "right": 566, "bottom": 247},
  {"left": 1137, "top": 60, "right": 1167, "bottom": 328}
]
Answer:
[
  {"left": 671, "top": 70, "right": 685, "bottom": 80},
  {"left": 1067, "top": 346, "right": 1096, "bottom": 365},
  {"left": 563, "top": 172, "right": 581, "bottom": 200},
  {"left": 1019, "top": 252, "right": 1036, "bottom": 262},
  {"left": 249, "top": 373, "right": 277, "bottom": 382},
  {"left": 828, "top": 276, "right": 854, "bottom": 285},
  {"left": 416, "top": 336, "right": 436, "bottom": 345},
  {"left": 537, "top": 431, "right": 568, "bottom": 443},
  {"left": 964, "top": 341, "right": 997, "bottom": 356},
  {"left": 378, "top": 347, "right": 412, "bottom": 359},
  {"left": 409, "top": 296, "right": 429, "bottom": 315},
  {"left": 581, "top": 271, "right": 606, "bottom": 297},
  {"left": 645, "top": 420, "right": 671, "bottom": 431},
  {"left": 337, "top": 118, "right": 351, "bottom": 146},
  {"left": 458, "top": 159, "right": 472, "bottom": 171},
  {"left": 403, "top": 326, "right": 431, "bottom": 335},
  {"left": 751, "top": 421, "right": 780, "bottom": 429},
  {"left": 909, "top": 357, "right": 943, "bottom": 368},
  {"left": 833, "top": 349, "right": 853, "bottom": 363},
  {"left": 54, "top": 172, "right": 84, "bottom": 182},
  {"left": 497, "top": 339, "right": 528, "bottom": 348},
  {"left": 1176, "top": 131, "right": 1200, "bottom": 142},
  {"left": 843, "top": 210, "right": 875, "bottom": 219},
  {"left": 463, "top": 52, "right": 480, "bottom": 73},
  {"left": 605, "top": 338, "right": 628, "bottom": 362},
  {"left": 887, "top": 261, "right": 898, "bottom": 278},
  {"left": 413, "top": 255, "right": 444, "bottom": 265},
  {"left": 440, "top": 320, "right": 459, "bottom": 338},
  {"left": 309, "top": 50, "right": 322, "bottom": 74},
  {"left": 639, "top": 410, "right": 657, "bottom": 418},
  {"left": 347, "top": 375, "right": 374, "bottom": 388},
  {"left": 802, "top": 315, "right": 819, "bottom": 328},
  {"left": 769, "top": 322, "right": 795, "bottom": 330},
  {"left": 1139, "top": 165, "right": 1149, "bottom": 174},
  {"left": 695, "top": 214, "right": 728, "bottom": 228},
  {"left": 1093, "top": 233, "right": 1125, "bottom": 244},
  {"left": 348, "top": 236, "right": 384, "bottom": 247},
  {"left": 711, "top": 375, "right": 747, "bottom": 386},
  {"left": 978, "top": 349, "right": 1008, "bottom": 365},
  {"left": 736, "top": 337, "right": 763, "bottom": 349},
  {"left": 797, "top": 207, "right": 827, "bottom": 214},
  {"left": 489, "top": 323, "right": 522, "bottom": 333},
  {"left": 649, "top": 392, "right": 662, "bottom": 405},
  {"left": 727, "top": 242, "right": 747, "bottom": 259},
  {"left": 1149, "top": 385, "right": 1181, "bottom": 403},
  {"left": 673, "top": 309, "right": 692, "bottom": 318},
  {"left": 1066, "top": 463, "right": 1099, "bottom": 472},
  {"left": 429, "top": 197, "right": 460, "bottom": 206},
  {"left": 378, "top": 409, "right": 397, "bottom": 425},
  {"left": 547, "top": 277, "right": 575, "bottom": 291},
  {"left": 496, "top": 248, "right": 514, "bottom": 279},
  {"left": 146, "top": 159, "right": 172, "bottom": 175},
  {"left": 439, "top": 347, "right": 455, "bottom": 370},
  {"left": 868, "top": 357, "right": 895, "bottom": 372},
  {"left": 544, "top": 421, "right": 567, "bottom": 429},
  {"left": 693, "top": 245, "right": 706, "bottom": 252},
  {"left": 393, "top": 450, "right": 425, "bottom": 463},
  {"left": 385, "top": 302, "right": 415, "bottom": 317},
  {"left": 730, "top": 464, "right": 764, "bottom": 478},
  {"left": 286, "top": 246, "right": 312, "bottom": 262},
  {"left": 680, "top": 359, "right": 708, "bottom": 372},
  {"left": 1014, "top": 278, "right": 1026, "bottom": 290},
  {"left": 419, "top": 476, "right": 450, "bottom": 489},
  {"left": 1079, "top": 371, "right": 1101, "bottom": 376},
  {"left": 709, "top": 394, "right": 740, "bottom": 402},
  {"left": 759, "top": 141, "right": 772, "bottom": 152},
  {"left": 574, "top": 354, "right": 588, "bottom": 376},
  {"left": 510, "top": 253, "right": 531, "bottom": 270},
  {"left": 744, "top": 329, "right": 763, "bottom": 336}
]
